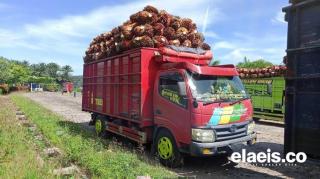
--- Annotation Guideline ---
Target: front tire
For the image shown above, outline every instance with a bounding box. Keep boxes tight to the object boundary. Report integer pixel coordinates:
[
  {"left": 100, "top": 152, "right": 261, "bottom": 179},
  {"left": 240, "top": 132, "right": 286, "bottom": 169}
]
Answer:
[{"left": 155, "top": 129, "right": 183, "bottom": 168}]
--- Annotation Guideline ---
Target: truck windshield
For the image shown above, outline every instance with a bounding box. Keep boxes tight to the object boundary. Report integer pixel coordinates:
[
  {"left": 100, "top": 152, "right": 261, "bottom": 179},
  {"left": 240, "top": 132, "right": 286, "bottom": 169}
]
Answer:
[{"left": 187, "top": 71, "right": 248, "bottom": 103}]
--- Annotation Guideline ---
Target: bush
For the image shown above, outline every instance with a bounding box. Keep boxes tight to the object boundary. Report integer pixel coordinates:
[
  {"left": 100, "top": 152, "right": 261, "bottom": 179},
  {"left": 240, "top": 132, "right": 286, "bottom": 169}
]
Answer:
[{"left": 44, "top": 83, "right": 59, "bottom": 92}]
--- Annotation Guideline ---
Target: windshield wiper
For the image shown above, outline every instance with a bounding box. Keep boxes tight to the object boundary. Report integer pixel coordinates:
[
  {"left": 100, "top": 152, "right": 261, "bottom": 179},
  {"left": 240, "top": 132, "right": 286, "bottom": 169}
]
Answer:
[
  {"left": 203, "top": 99, "right": 226, "bottom": 106},
  {"left": 229, "top": 97, "right": 250, "bottom": 105}
]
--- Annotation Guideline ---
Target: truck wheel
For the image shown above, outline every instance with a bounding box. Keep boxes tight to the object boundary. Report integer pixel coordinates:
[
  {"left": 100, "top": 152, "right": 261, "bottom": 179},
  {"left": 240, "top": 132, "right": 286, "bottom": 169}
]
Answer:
[
  {"left": 95, "top": 118, "right": 106, "bottom": 137},
  {"left": 155, "top": 129, "right": 183, "bottom": 168}
]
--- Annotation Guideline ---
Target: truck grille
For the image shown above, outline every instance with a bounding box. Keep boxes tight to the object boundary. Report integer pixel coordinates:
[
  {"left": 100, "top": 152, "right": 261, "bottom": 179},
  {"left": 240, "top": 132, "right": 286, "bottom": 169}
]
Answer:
[{"left": 213, "top": 121, "right": 248, "bottom": 142}]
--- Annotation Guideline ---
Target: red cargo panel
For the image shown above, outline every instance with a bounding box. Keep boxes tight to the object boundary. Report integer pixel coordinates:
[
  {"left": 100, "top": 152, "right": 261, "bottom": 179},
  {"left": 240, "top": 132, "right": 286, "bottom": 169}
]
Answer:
[
  {"left": 83, "top": 49, "right": 155, "bottom": 126},
  {"left": 82, "top": 47, "right": 212, "bottom": 127}
]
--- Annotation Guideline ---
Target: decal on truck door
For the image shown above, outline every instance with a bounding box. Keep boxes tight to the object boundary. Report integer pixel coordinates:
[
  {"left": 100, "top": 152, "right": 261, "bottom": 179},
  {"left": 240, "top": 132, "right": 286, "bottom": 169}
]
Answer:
[
  {"left": 161, "top": 89, "right": 182, "bottom": 105},
  {"left": 208, "top": 104, "right": 247, "bottom": 126}
]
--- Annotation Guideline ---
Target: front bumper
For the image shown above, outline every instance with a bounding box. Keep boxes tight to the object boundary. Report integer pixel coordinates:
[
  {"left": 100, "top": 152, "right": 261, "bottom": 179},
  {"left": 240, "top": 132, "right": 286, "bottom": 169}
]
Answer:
[{"left": 189, "top": 132, "right": 257, "bottom": 156}]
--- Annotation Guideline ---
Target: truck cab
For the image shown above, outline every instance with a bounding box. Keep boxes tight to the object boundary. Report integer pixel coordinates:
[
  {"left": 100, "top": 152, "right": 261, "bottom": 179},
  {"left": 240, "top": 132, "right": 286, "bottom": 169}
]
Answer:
[{"left": 152, "top": 61, "right": 256, "bottom": 167}]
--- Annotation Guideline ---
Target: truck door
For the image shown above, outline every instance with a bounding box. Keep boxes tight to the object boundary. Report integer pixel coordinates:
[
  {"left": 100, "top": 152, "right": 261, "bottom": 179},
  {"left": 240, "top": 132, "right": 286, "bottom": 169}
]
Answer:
[{"left": 154, "top": 71, "right": 191, "bottom": 145}]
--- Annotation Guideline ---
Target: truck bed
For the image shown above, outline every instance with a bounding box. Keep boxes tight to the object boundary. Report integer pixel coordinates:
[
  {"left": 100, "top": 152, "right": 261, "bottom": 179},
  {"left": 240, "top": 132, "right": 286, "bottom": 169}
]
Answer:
[{"left": 82, "top": 48, "right": 159, "bottom": 128}]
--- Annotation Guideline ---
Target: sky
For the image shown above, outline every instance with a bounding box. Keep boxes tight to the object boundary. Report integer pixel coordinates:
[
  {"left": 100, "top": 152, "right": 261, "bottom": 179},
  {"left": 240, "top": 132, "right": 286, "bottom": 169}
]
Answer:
[{"left": 0, "top": 0, "right": 289, "bottom": 75}]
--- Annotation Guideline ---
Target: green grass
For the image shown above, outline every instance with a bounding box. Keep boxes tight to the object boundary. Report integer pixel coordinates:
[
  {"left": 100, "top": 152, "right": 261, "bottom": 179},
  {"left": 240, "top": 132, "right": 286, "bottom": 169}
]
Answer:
[
  {"left": 0, "top": 97, "right": 55, "bottom": 178},
  {"left": 10, "top": 94, "right": 176, "bottom": 178}
]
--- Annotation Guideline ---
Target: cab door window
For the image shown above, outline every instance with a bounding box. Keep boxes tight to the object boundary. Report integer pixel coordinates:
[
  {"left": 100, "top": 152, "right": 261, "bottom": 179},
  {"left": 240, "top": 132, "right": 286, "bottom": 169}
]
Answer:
[{"left": 159, "top": 72, "right": 187, "bottom": 108}]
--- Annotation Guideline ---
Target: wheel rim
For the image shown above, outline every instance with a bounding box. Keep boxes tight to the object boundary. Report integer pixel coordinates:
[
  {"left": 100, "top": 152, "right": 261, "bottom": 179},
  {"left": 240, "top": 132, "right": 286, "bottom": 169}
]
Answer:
[
  {"left": 95, "top": 120, "right": 102, "bottom": 134},
  {"left": 158, "top": 137, "right": 173, "bottom": 159}
]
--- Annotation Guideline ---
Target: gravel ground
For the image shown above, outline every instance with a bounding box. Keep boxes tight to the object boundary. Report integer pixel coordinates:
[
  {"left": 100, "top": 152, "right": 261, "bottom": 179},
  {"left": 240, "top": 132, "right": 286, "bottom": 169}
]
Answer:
[{"left": 24, "top": 92, "right": 320, "bottom": 179}]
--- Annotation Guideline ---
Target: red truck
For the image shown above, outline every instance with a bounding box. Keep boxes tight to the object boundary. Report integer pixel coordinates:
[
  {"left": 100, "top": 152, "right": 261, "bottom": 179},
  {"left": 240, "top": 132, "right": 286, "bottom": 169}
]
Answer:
[
  {"left": 82, "top": 47, "right": 257, "bottom": 167},
  {"left": 62, "top": 82, "right": 74, "bottom": 93}
]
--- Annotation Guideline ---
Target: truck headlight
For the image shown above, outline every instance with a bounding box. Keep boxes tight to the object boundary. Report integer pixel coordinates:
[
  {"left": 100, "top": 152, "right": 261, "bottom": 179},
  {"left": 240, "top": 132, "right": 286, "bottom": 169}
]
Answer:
[
  {"left": 192, "top": 128, "right": 215, "bottom": 142},
  {"left": 247, "top": 121, "right": 255, "bottom": 134}
]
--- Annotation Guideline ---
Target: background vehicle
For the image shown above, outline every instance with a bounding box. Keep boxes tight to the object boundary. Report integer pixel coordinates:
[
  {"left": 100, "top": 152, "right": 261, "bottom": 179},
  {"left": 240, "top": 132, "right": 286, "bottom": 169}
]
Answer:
[
  {"left": 62, "top": 82, "right": 74, "bottom": 93},
  {"left": 30, "top": 83, "right": 43, "bottom": 92},
  {"left": 82, "top": 47, "right": 257, "bottom": 167},
  {"left": 242, "top": 77, "right": 285, "bottom": 122}
]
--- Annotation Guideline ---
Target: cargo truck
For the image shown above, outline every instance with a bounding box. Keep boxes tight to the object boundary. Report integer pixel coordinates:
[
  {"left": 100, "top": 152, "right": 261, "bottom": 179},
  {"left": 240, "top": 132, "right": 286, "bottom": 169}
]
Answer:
[
  {"left": 242, "top": 77, "right": 285, "bottom": 121},
  {"left": 82, "top": 47, "right": 257, "bottom": 167},
  {"left": 62, "top": 82, "right": 74, "bottom": 93}
]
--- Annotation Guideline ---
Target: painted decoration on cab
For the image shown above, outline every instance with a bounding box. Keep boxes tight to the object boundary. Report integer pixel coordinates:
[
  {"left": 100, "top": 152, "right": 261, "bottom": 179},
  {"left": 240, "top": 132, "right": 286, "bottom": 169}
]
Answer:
[{"left": 208, "top": 104, "right": 247, "bottom": 126}]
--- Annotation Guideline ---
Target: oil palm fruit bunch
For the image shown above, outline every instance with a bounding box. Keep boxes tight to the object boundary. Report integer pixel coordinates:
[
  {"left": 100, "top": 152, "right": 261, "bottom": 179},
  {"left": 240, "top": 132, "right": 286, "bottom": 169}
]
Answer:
[
  {"left": 132, "top": 35, "right": 154, "bottom": 48},
  {"left": 153, "top": 23, "right": 165, "bottom": 35},
  {"left": 237, "top": 65, "right": 287, "bottom": 78},
  {"left": 153, "top": 35, "right": 169, "bottom": 48},
  {"left": 163, "top": 27, "right": 176, "bottom": 40},
  {"left": 84, "top": 5, "right": 211, "bottom": 63}
]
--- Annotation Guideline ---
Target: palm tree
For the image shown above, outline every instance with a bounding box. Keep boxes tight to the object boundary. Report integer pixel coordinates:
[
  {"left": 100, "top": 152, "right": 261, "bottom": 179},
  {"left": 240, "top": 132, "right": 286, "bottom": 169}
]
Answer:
[
  {"left": 60, "top": 65, "right": 73, "bottom": 81},
  {"left": 46, "top": 62, "right": 60, "bottom": 78}
]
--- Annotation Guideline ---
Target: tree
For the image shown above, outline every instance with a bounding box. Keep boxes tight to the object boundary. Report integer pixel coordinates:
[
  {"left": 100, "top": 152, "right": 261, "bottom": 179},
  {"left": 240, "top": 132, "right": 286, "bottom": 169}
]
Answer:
[
  {"left": 209, "top": 59, "right": 220, "bottom": 66},
  {"left": 30, "top": 63, "right": 47, "bottom": 77},
  {"left": 46, "top": 62, "right": 60, "bottom": 78},
  {"left": 0, "top": 58, "right": 13, "bottom": 83},
  {"left": 237, "top": 57, "right": 273, "bottom": 68},
  {"left": 11, "top": 60, "right": 29, "bottom": 68},
  {"left": 59, "top": 65, "right": 73, "bottom": 81},
  {"left": 9, "top": 63, "right": 30, "bottom": 84}
]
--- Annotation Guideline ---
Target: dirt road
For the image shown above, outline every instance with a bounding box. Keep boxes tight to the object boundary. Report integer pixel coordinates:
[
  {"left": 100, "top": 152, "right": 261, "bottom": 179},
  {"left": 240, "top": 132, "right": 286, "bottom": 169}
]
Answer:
[{"left": 24, "top": 92, "right": 320, "bottom": 178}]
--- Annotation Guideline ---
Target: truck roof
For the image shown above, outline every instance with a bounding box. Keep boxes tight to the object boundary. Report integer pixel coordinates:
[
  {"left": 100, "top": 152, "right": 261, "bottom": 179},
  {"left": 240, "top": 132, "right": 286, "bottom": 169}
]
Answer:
[
  {"left": 84, "top": 47, "right": 212, "bottom": 66},
  {"left": 84, "top": 47, "right": 238, "bottom": 76},
  {"left": 160, "top": 62, "right": 239, "bottom": 76}
]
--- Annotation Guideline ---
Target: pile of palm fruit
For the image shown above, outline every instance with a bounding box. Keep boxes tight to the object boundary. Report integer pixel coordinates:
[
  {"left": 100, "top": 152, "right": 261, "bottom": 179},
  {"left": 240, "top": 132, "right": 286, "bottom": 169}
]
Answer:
[
  {"left": 84, "top": 5, "right": 211, "bottom": 63},
  {"left": 237, "top": 65, "right": 287, "bottom": 78},
  {"left": 0, "top": 84, "right": 9, "bottom": 94}
]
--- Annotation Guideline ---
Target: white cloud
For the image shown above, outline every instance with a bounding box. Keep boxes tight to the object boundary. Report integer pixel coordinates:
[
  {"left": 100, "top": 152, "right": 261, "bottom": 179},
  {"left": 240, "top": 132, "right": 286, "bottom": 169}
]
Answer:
[
  {"left": 204, "top": 31, "right": 220, "bottom": 39},
  {"left": 0, "top": 28, "right": 41, "bottom": 49},
  {"left": 0, "top": 0, "right": 221, "bottom": 75},
  {"left": 221, "top": 48, "right": 263, "bottom": 62},
  {"left": 13, "top": 0, "right": 221, "bottom": 45},
  {"left": 214, "top": 41, "right": 235, "bottom": 49},
  {"left": 272, "top": 11, "right": 286, "bottom": 24},
  {"left": 214, "top": 32, "right": 286, "bottom": 65}
]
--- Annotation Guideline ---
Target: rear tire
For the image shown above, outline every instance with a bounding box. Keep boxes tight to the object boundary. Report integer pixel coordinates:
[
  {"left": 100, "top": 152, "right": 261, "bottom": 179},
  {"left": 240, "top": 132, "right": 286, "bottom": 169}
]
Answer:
[
  {"left": 155, "top": 129, "right": 183, "bottom": 168},
  {"left": 95, "top": 118, "right": 106, "bottom": 137}
]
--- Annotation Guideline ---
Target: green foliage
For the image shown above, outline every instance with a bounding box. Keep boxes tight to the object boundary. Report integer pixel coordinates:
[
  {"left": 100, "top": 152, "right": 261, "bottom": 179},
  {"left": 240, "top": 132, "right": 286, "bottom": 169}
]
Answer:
[
  {"left": 0, "top": 57, "right": 13, "bottom": 84},
  {"left": 0, "top": 97, "right": 55, "bottom": 178},
  {"left": 237, "top": 57, "right": 273, "bottom": 69},
  {"left": 46, "top": 62, "right": 60, "bottom": 78},
  {"left": 30, "top": 63, "right": 47, "bottom": 77},
  {"left": 43, "top": 83, "right": 59, "bottom": 92},
  {"left": 70, "top": 75, "right": 83, "bottom": 89},
  {"left": 0, "top": 56, "right": 74, "bottom": 90},
  {"left": 59, "top": 65, "right": 73, "bottom": 82},
  {"left": 209, "top": 59, "right": 220, "bottom": 66},
  {"left": 8, "top": 63, "right": 30, "bottom": 84},
  {"left": 11, "top": 95, "right": 175, "bottom": 178},
  {"left": 28, "top": 76, "right": 55, "bottom": 84}
]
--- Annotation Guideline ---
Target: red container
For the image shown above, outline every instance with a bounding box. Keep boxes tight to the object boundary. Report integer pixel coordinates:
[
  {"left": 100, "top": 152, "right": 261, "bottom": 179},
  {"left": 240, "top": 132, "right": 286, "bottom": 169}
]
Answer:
[{"left": 82, "top": 47, "right": 212, "bottom": 127}]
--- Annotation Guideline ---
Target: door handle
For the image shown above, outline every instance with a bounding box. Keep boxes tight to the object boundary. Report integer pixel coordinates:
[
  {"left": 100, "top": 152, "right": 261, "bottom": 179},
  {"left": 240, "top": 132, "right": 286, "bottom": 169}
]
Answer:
[{"left": 155, "top": 109, "right": 162, "bottom": 115}]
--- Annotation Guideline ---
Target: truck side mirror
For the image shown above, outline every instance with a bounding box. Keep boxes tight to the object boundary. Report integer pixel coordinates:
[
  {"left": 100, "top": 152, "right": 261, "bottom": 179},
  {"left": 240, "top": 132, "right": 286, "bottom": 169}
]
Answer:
[{"left": 177, "top": 82, "right": 187, "bottom": 96}]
